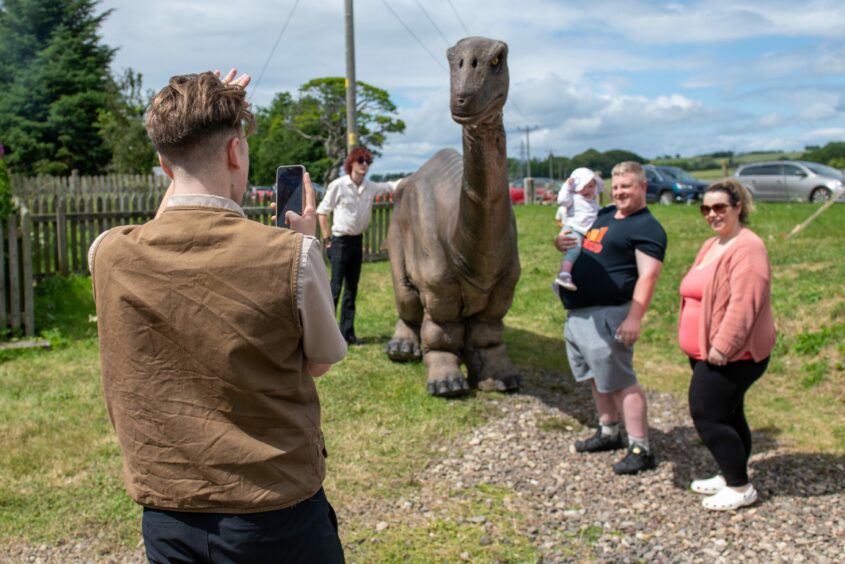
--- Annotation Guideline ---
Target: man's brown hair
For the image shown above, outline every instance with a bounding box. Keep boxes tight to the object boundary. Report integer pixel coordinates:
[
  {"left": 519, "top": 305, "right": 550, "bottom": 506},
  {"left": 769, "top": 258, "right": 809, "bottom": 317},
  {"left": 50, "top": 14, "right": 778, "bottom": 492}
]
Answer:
[{"left": 145, "top": 72, "right": 255, "bottom": 171}]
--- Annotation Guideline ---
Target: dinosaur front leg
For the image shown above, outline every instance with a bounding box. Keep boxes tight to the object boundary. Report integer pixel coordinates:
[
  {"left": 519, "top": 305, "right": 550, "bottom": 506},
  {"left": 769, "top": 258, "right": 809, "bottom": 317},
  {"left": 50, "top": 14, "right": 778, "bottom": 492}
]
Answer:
[
  {"left": 464, "top": 318, "right": 521, "bottom": 392},
  {"left": 421, "top": 316, "right": 469, "bottom": 397},
  {"left": 386, "top": 319, "right": 421, "bottom": 361},
  {"left": 386, "top": 230, "right": 423, "bottom": 362}
]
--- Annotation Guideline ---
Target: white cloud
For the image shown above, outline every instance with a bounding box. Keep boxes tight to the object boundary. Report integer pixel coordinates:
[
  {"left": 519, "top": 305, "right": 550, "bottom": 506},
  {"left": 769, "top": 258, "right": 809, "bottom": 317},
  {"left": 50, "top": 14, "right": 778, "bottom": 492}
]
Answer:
[{"left": 96, "top": 0, "right": 845, "bottom": 172}]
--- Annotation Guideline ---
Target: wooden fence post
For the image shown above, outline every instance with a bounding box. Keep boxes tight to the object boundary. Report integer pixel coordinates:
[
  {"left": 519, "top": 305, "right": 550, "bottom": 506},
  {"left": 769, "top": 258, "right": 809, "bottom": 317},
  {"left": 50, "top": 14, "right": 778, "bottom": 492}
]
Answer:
[
  {"left": 56, "top": 194, "right": 68, "bottom": 276},
  {"left": 8, "top": 212, "right": 20, "bottom": 332},
  {"left": 0, "top": 217, "right": 6, "bottom": 332},
  {"left": 21, "top": 205, "right": 34, "bottom": 336}
]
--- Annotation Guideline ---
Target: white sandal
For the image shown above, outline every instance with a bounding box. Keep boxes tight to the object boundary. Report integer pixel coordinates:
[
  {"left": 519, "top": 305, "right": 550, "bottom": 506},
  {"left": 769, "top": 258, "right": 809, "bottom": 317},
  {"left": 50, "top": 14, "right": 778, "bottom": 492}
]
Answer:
[
  {"left": 702, "top": 485, "right": 758, "bottom": 511},
  {"left": 691, "top": 474, "right": 726, "bottom": 495}
]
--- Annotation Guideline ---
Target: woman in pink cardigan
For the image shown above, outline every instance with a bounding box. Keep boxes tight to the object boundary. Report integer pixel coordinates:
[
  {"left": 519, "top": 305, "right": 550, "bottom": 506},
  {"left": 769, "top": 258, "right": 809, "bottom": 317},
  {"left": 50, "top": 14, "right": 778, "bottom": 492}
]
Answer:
[{"left": 678, "top": 179, "right": 776, "bottom": 511}]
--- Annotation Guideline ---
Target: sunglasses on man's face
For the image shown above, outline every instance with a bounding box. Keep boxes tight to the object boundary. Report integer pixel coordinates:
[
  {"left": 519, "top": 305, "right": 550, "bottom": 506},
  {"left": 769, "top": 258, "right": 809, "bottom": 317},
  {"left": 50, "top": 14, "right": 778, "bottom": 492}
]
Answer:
[
  {"left": 357, "top": 156, "right": 373, "bottom": 165},
  {"left": 699, "top": 202, "right": 733, "bottom": 216}
]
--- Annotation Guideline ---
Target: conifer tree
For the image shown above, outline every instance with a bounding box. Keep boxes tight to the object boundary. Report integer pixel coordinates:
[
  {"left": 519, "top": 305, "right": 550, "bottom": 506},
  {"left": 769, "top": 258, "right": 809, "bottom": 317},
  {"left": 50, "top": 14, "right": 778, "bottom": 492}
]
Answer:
[{"left": 0, "top": 0, "right": 114, "bottom": 175}]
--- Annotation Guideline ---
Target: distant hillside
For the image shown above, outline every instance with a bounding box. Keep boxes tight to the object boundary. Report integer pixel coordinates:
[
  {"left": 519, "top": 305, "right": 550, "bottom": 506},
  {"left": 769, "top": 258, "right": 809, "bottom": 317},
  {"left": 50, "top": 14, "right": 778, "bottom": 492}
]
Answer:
[{"left": 650, "top": 150, "right": 805, "bottom": 173}]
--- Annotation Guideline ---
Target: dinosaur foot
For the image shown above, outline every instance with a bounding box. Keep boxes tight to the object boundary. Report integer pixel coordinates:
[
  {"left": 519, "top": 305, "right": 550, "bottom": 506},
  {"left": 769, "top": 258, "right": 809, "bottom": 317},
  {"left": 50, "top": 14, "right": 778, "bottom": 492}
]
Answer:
[
  {"left": 475, "top": 373, "right": 522, "bottom": 393},
  {"left": 426, "top": 375, "right": 470, "bottom": 398},
  {"left": 385, "top": 338, "right": 421, "bottom": 362}
]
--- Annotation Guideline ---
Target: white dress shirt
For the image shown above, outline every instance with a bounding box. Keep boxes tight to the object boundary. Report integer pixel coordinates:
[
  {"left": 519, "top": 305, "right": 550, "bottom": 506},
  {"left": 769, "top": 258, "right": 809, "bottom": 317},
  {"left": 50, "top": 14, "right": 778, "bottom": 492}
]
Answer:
[{"left": 316, "top": 174, "right": 398, "bottom": 236}]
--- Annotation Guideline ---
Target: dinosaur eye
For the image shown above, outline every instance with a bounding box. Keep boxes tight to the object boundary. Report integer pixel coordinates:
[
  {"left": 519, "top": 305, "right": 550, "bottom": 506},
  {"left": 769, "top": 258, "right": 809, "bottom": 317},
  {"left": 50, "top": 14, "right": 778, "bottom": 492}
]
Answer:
[
  {"left": 459, "top": 59, "right": 464, "bottom": 68},
  {"left": 472, "top": 58, "right": 478, "bottom": 68},
  {"left": 491, "top": 57, "right": 499, "bottom": 66}
]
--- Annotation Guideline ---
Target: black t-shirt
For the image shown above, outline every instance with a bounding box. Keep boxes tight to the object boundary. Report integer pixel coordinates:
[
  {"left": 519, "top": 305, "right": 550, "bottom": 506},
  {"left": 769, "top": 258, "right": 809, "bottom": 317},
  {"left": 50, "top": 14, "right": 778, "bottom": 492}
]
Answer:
[{"left": 561, "top": 205, "right": 667, "bottom": 310}]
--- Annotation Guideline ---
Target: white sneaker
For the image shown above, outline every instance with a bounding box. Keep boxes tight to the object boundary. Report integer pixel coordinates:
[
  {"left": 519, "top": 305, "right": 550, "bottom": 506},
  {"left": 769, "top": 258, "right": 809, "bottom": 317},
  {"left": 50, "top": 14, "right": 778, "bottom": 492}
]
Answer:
[
  {"left": 553, "top": 273, "right": 578, "bottom": 291},
  {"left": 702, "top": 484, "right": 758, "bottom": 511},
  {"left": 691, "top": 474, "right": 726, "bottom": 495}
]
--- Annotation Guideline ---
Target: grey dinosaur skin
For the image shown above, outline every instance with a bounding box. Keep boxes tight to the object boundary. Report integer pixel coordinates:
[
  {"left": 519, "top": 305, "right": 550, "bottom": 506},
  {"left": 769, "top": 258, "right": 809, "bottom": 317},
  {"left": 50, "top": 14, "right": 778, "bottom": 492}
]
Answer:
[{"left": 385, "top": 37, "right": 521, "bottom": 398}]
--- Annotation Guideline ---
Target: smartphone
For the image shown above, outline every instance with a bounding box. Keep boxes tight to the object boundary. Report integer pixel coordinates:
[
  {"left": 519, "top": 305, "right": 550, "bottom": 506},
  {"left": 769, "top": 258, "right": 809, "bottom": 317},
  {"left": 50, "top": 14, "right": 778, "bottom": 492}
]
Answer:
[{"left": 275, "top": 165, "right": 304, "bottom": 228}]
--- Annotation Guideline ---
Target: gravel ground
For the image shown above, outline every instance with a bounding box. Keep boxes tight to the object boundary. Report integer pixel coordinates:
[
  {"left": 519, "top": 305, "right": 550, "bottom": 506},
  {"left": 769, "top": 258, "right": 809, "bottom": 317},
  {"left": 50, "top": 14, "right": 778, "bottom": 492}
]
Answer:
[{"left": 6, "top": 368, "right": 844, "bottom": 562}]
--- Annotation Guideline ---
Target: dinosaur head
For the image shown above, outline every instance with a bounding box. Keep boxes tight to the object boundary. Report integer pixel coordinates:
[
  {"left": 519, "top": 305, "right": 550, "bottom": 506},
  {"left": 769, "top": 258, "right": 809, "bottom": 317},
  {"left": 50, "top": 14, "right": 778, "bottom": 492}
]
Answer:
[{"left": 447, "top": 37, "right": 509, "bottom": 125}]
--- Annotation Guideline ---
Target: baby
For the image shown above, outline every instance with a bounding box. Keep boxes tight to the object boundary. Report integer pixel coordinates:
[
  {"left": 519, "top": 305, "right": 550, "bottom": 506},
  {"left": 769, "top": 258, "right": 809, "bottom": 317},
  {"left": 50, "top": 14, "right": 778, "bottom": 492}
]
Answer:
[{"left": 553, "top": 167, "right": 601, "bottom": 291}]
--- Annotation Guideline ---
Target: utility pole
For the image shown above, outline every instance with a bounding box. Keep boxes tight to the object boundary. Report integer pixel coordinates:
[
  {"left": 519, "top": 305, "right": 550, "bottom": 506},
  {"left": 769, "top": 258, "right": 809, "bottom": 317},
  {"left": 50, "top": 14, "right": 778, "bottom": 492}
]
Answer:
[
  {"left": 518, "top": 126, "right": 538, "bottom": 178},
  {"left": 519, "top": 140, "right": 525, "bottom": 177},
  {"left": 518, "top": 126, "right": 538, "bottom": 203},
  {"left": 345, "top": 0, "right": 358, "bottom": 153}
]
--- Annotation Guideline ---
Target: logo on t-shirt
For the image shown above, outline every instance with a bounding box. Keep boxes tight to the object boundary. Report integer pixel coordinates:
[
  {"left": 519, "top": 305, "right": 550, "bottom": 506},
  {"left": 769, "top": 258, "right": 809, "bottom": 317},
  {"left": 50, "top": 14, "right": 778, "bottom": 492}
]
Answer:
[{"left": 583, "top": 226, "right": 608, "bottom": 254}]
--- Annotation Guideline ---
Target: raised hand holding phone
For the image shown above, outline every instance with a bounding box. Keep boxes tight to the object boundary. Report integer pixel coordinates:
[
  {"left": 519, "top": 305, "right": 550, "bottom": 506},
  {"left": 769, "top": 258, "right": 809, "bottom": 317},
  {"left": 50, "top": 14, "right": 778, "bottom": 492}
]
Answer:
[
  {"left": 272, "top": 167, "right": 316, "bottom": 236},
  {"left": 275, "top": 165, "right": 304, "bottom": 229}
]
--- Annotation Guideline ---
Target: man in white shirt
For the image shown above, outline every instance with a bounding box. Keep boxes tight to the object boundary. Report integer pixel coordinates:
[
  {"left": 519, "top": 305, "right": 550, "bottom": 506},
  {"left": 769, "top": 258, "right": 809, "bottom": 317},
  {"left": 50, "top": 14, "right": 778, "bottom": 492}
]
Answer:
[{"left": 317, "top": 146, "right": 398, "bottom": 345}]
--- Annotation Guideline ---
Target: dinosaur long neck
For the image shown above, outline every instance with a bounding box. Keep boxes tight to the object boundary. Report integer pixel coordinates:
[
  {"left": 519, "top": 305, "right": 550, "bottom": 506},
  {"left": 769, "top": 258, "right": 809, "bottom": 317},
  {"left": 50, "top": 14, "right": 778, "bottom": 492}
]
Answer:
[{"left": 453, "top": 115, "right": 513, "bottom": 285}]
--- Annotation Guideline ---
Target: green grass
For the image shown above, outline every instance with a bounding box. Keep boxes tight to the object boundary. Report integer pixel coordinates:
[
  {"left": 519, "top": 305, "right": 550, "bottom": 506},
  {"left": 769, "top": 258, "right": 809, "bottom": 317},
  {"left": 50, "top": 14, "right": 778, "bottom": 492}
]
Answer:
[{"left": 2, "top": 202, "right": 844, "bottom": 557}]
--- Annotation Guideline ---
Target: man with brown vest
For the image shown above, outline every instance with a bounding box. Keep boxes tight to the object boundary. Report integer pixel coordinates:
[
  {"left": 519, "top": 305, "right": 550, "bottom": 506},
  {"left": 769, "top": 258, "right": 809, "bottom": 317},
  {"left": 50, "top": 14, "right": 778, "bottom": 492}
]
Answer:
[{"left": 89, "top": 69, "right": 347, "bottom": 563}]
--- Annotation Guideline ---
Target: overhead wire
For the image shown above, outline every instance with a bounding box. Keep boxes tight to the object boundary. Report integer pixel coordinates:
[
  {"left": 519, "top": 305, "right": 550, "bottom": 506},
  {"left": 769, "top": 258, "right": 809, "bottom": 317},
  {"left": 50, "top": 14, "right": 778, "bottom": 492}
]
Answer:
[
  {"left": 414, "top": 0, "right": 451, "bottom": 48},
  {"left": 446, "top": 0, "right": 471, "bottom": 37},
  {"left": 249, "top": 0, "right": 302, "bottom": 101},
  {"left": 380, "top": 0, "right": 448, "bottom": 72}
]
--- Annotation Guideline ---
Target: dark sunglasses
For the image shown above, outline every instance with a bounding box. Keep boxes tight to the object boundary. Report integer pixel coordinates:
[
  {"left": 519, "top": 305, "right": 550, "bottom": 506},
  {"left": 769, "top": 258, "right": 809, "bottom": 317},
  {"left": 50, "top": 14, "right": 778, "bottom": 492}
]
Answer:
[
  {"left": 357, "top": 156, "right": 373, "bottom": 165},
  {"left": 699, "top": 202, "right": 733, "bottom": 216}
]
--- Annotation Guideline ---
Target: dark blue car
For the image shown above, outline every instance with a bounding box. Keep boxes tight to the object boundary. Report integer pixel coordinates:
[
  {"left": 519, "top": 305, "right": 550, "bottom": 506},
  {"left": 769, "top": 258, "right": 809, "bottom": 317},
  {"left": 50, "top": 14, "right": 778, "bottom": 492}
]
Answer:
[{"left": 644, "top": 165, "right": 706, "bottom": 204}]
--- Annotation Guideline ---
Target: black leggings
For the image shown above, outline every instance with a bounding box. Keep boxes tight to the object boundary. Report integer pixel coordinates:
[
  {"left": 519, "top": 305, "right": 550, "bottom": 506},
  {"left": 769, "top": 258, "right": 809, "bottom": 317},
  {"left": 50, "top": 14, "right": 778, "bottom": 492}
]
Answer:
[{"left": 688, "top": 357, "right": 769, "bottom": 487}]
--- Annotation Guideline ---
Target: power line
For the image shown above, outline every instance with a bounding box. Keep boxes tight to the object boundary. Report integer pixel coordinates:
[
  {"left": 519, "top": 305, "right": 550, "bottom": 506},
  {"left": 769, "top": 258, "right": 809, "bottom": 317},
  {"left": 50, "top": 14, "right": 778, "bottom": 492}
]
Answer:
[
  {"left": 380, "top": 0, "right": 448, "bottom": 72},
  {"left": 249, "top": 0, "right": 302, "bottom": 101},
  {"left": 446, "top": 0, "right": 471, "bottom": 36},
  {"left": 414, "top": 0, "right": 451, "bottom": 48}
]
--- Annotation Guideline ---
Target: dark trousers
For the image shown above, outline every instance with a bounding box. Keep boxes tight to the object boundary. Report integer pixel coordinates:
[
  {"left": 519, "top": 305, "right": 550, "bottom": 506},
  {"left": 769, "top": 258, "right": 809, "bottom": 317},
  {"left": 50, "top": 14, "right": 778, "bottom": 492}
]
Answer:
[
  {"left": 688, "top": 357, "right": 769, "bottom": 487},
  {"left": 142, "top": 488, "right": 344, "bottom": 564},
  {"left": 329, "top": 235, "right": 363, "bottom": 342}
]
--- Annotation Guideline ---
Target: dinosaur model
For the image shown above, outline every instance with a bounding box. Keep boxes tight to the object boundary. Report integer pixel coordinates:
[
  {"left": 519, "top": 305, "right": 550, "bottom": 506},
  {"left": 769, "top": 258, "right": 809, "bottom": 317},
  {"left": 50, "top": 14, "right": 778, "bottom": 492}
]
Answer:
[{"left": 385, "top": 36, "right": 521, "bottom": 397}]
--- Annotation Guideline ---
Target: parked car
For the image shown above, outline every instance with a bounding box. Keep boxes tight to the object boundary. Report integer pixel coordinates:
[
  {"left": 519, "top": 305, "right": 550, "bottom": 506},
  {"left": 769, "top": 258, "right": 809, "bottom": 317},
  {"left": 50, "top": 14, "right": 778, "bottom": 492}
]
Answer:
[
  {"left": 509, "top": 177, "right": 559, "bottom": 205},
  {"left": 733, "top": 160, "right": 844, "bottom": 202},
  {"left": 655, "top": 166, "right": 708, "bottom": 196},
  {"left": 248, "top": 182, "right": 326, "bottom": 204},
  {"left": 249, "top": 185, "right": 274, "bottom": 202},
  {"left": 643, "top": 165, "right": 701, "bottom": 204}
]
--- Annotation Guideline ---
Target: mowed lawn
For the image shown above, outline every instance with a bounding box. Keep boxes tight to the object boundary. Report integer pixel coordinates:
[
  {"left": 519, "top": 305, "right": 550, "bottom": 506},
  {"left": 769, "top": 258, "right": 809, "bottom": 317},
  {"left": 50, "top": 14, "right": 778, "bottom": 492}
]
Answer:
[{"left": 1, "top": 202, "right": 843, "bottom": 556}]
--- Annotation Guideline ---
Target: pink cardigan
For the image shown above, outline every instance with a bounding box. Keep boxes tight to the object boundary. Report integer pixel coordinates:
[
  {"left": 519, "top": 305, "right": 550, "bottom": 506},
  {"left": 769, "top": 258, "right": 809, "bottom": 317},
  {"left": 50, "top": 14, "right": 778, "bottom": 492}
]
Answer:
[{"left": 681, "top": 227, "right": 776, "bottom": 362}]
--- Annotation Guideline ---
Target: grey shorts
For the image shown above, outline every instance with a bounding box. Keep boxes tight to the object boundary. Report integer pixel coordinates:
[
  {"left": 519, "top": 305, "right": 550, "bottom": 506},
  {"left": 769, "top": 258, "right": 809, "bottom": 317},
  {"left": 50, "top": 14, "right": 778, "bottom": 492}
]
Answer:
[{"left": 564, "top": 303, "right": 637, "bottom": 393}]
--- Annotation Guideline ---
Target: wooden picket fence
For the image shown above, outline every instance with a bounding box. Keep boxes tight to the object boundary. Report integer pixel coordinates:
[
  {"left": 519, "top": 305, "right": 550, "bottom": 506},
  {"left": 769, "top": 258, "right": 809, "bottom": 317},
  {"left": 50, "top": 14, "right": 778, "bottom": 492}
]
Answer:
[
  {"left": 1, "top": 205, "right": 35, "bottom": 337},
  {"left": 11, "top": 170, "right": 393, "bottom": 281}
]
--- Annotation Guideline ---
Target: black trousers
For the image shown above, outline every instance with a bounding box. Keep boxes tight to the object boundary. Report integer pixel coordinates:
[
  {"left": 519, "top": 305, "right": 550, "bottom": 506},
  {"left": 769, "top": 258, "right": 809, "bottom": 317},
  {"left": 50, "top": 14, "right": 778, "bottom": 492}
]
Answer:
[
  {"left": 688, "top": 357, "right": 769, "bottom": 487},
  {"left": 142, "top": 488, "right": 344, "bottom": 564},
  {"left": 329, "top": 235, "right": 363, "bottom": 342}
]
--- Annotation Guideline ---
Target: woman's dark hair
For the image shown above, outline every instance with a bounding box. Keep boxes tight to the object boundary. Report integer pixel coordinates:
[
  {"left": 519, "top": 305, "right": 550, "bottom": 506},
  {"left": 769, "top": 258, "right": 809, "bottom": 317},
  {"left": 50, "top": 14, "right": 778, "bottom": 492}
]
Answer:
[{"left": 705, "top": 178, "right": 755, "bottom": 225}]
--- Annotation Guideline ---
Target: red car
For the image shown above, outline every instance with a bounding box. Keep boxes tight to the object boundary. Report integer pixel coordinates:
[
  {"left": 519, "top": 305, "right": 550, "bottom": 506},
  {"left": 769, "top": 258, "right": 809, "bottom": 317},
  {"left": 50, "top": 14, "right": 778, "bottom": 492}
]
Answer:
[{"left": 509, "top": 178, "right": 559, "bottom": 205}]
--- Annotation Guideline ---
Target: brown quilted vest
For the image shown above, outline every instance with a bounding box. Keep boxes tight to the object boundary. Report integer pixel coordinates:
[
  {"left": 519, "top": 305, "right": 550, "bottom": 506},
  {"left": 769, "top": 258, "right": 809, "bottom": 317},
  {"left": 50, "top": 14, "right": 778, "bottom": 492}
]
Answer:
[{"left": 91, "top": 205, "right": 325, "bottom": 513}]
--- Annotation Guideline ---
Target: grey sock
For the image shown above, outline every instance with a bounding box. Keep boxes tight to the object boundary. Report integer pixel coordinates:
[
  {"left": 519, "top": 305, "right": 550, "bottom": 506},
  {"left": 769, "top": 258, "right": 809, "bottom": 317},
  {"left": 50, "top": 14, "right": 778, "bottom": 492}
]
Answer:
[
  {"left": 629, "top": 435, "right": 650, "bottom": 452},
  {"left": 600, "top": 422, "right": 620, "bottom": 438}
]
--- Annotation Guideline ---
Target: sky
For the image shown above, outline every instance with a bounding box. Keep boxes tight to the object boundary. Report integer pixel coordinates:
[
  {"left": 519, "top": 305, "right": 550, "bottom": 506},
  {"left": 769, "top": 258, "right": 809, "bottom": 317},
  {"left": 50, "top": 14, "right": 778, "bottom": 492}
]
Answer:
[{"left": 98, "top": 0, "right": 845, "bottom": 175}]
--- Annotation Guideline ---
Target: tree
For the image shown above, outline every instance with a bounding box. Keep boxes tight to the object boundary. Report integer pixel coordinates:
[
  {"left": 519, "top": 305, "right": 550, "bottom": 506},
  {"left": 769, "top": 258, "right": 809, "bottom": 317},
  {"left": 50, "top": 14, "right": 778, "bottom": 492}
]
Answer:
[
  {"left": 96, "top": 68, "right": 157, "bottom": 174},
  {"left": 803, "top": 142, "right": 845, "bottom": 167},
  {"left": 569, "top": 149, "right": 613, "bottom": 177},
  {"left": 290, "top": 78, "right": 405, "bottom": 184},
  {"left": 603, "top": 149, "right": 646, "bottom": 166},
  {"left": 0, "top": 158, "right": 14, "bottom": 218},
  {"left": 0, "top": 0, "right": 115, "bottom": 175},
  {"left": 248, "top": 92, "right": 327, "bottom": 187}
]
